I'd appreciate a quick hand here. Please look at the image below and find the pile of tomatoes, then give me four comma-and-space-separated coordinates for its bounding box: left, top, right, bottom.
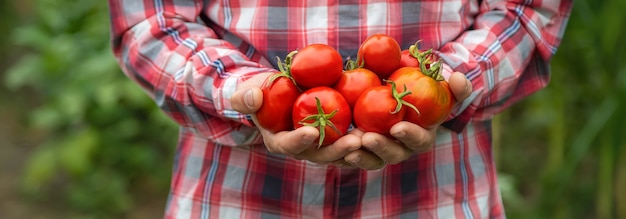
256, 34, 456, 147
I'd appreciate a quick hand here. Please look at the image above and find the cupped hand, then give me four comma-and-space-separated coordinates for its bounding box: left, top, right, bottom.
344, 72, 473, 170
230, 73, 362, 165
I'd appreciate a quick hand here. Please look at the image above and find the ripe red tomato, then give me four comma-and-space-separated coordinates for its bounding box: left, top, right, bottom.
332, 60, 382, 109
289, 44, 344, 90
399, 49, 420, 67
256, 73, 301, 133
292, 87, 352, 147
356, 34, 402, 79
388, 66, 455, 129
353, 82, 418, 136
399, 41, 424, 68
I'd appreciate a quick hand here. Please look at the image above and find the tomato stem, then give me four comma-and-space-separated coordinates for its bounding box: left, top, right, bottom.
299, 97, 342, 148
273, 51, 300, 88
406, 39, 445, 81
386, 80, 420, 116
344, 59, 362, 71
408, 40, 422, 60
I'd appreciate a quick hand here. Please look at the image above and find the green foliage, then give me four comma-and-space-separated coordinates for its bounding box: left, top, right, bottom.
4, 0, 177, 217
496, 0, 626, 218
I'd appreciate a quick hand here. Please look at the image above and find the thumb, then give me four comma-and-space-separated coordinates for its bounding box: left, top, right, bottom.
231, 87, 264, 114
448, 72, 472, 101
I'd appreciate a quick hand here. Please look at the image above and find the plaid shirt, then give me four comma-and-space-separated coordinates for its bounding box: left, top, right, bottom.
108, 0, 572, 218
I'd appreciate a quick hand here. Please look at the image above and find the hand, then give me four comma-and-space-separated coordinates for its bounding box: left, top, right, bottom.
230, 73, 362, 165
343, 72, 473, 170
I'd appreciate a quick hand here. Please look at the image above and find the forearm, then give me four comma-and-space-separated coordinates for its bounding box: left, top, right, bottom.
436, 0, 573, 132
108, 0, 275, 140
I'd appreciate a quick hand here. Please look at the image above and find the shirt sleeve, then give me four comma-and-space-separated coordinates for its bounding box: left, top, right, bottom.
108, 0, 276, 140
436, 0, 573, 132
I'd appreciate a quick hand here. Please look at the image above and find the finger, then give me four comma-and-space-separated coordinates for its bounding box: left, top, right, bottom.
448, 72, 473, 101
231, 87, 263, 114
361, 132, 412, 164
230, 73, 273, 114
263, 126, 319, 156
330, 159, 354, 168
295, 133, 361, 163
344, 149, 386, 171
347, 126, 365, 137
390, 121, 436, 153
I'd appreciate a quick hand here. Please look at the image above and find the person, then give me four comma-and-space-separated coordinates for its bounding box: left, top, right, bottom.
108, 0, 572, 218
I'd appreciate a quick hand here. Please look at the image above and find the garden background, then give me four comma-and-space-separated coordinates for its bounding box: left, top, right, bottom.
1, 0, 625, 218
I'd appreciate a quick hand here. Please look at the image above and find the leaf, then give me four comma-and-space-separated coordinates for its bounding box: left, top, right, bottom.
58, 128, 98, 177
596, 135, 615, 219
42, 35, 80, 74
616, 144, 626, 219
599, 0, 624, 57
95, 83, 120, 108
68, 171, 133, 214
35, 0, 67, 31
4, 55, 43, 90
30, 106, 65, 129
58, 87, 88, 120
12, 25, 52, 49
22, 144, 58, 194
121, 79, 154, 107
540, 96, 618, 210
498, 173, 524, 206
113, 118, 140, 139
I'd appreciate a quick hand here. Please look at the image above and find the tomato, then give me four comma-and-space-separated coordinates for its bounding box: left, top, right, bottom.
399, 41, 432, 68
292, 87, 352, 147
332, 60, 382, 109
256, 73, 301, 132
399, 49, 420, 67
288, 44, 344, 90
353, 82, 418, 136
356, 34, 402, 79
388, 66, 455, 129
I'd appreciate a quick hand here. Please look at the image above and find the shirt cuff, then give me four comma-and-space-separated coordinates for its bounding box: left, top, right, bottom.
216, 67, 278, 127
439, 62, 474, 133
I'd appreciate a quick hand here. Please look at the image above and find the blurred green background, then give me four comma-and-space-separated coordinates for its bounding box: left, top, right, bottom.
0, 0, 624, 218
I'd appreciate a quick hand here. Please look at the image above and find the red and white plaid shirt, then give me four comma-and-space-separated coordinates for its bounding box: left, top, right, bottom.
108, 0, 572, 218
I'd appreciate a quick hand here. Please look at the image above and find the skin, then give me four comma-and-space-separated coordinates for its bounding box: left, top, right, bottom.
231, 72, 472, 170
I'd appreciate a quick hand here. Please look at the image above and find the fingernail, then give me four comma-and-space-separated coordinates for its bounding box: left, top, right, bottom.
393, 131, 406, 138
348, 155, 361, 165
244, 89, 255, 109
302, 135, 316, 145
366, 140, 379, 148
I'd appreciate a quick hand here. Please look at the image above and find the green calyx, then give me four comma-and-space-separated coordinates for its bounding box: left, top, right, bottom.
407, 40, 422, 60
386, 80, 420, 116
299, 97, 342, 148
271, 51, 299, 88
408, 41, 445, 81
345, 58, 365, 71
